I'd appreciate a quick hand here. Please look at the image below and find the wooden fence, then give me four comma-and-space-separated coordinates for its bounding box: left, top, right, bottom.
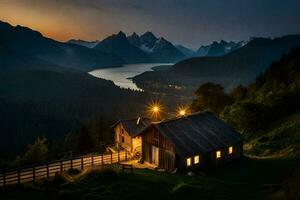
0, 150, 128, 186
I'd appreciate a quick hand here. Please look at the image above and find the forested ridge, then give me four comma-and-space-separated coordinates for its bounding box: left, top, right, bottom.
191, 47, 300, 156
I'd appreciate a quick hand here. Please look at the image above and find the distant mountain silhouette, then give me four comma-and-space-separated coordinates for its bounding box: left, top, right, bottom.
127, 32, 142, 47
127, 31, 185, 62
194, 40, 246, 57
94, 31, 151, 63
66, 31, 188, 63
0, 21, 123, 72
133, 35, 300, 91
175, 45, 195, 57
139, 31, 158, 50
67, 39, 99, 48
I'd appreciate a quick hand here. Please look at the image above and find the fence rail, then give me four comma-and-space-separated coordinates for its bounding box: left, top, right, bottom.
0, 150, 128, 186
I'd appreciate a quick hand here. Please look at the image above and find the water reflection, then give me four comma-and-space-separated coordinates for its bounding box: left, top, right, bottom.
89, 63, 172, 90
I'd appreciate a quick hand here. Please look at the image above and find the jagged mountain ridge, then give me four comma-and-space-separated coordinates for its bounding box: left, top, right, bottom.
94, 31, 151, 64
127, 31, 185, 62
67, 39, 99, 48
195, 40, 246, 57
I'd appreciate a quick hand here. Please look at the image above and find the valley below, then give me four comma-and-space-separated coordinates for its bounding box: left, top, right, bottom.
89, 63, 172, 90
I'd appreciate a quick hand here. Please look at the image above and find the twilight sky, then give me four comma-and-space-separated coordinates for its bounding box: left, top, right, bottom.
1, 0, 300, 49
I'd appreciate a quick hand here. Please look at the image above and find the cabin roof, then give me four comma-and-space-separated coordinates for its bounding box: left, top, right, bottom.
113, 117, 151, 137
140, 111, 242, 157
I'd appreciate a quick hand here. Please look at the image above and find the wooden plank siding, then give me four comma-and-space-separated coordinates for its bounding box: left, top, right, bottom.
141, 126, 243, 171
142, 127, 176, 171
181, 142, 243, 170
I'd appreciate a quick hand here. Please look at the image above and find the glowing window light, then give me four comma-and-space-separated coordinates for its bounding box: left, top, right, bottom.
229, 146, 233, 154
194, 155, 200, 164
216, 150, 221, 159
186, 157, 191, 166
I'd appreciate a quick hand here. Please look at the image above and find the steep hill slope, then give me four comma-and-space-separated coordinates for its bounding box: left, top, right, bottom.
222, 46, 300, 156
246, 112, 300, 156
0, 70, 146, 158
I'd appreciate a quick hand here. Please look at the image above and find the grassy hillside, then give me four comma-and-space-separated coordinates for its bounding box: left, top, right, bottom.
245, 112, 300, 157
222, 46, 300, 157
1, 157, 299, 200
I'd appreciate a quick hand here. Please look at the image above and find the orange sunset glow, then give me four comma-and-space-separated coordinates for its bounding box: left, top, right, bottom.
0, 1, 115, 42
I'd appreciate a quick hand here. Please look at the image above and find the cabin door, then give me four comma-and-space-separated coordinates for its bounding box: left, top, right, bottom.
151, 146, 159, 166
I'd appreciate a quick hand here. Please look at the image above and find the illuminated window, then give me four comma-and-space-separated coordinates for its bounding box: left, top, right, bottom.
194, 155, 200, 164
229, 146, 233, 154
186, 158, 191, 166
216, 150, 221, 159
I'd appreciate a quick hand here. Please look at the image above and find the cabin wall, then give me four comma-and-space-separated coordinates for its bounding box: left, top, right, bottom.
213, 142, 243, 166
179, 142, 243, 170
132, 136, 142, 153
114, 124, 132, 152
142, 127, 176, 171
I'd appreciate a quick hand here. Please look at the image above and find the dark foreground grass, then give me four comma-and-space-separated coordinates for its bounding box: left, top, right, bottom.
0, 156, 299, 200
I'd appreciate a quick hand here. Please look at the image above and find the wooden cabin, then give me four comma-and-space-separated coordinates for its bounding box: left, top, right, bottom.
138, 111, 243, 171
113, 117, 151, 156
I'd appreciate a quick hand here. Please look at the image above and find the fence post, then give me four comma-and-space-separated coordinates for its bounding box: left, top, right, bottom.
47, 163, 49, 178
102, 153, 104, 165
18, 169, 21, 185
70, 159, 73, 169
111, 152, 113, 164
60, 161, 63, 172
118, 150, 120, 162
32, 167, 35, 183
3, 172, 6, 186
91, 155, 94, 166
81, 157, 84, 170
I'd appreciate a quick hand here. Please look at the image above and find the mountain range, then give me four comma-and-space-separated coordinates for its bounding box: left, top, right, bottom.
133, 34, 300, 92
127, 31, 185, 62
194, 40, 246, 57
67, 31, 247, 63
94, 31, 151, 63
68, 31, 187, 63
0, 21, 124, 72
67, 39, 99, 48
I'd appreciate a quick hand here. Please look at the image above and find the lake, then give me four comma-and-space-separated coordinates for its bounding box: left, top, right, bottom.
89, 63, 172, 90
